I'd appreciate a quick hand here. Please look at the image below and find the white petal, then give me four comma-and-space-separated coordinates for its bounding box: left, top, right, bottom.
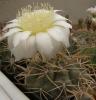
48, 26, 65, 41
3, 23, 19, 31
11, 41, 27, 61
54, 10, 63, 13
8, 19, 18, 23
54, 20, 72, 29
50, 38, 63, 53
8, 34, 14, 50
87, 7, 96, 14
36, 33, 54, 58
48, 26, 70, 47
54, 14, 68, 21
12, 36, 36, 61
25, 36, 36, 58
60, 27, 70, 47
13, 31, 31, 47
3, 28, 21, 38
0, 28, 21, 41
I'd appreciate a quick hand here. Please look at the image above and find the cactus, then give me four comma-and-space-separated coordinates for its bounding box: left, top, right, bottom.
85, 16, 92, 31
1, 39, 95, 100
0, 23, 96, 100
78, 18, 84, 29
19, 57, 94, 100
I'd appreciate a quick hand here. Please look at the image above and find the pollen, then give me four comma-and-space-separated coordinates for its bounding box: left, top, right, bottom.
17, 3, 54, 35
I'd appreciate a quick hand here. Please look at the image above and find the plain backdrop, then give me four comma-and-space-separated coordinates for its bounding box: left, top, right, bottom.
0, 0, 96, 23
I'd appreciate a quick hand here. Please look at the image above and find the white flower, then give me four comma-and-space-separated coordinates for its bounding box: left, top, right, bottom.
87, 6, 96, 24
87, 6, 96, 15
1, 4, 72, 61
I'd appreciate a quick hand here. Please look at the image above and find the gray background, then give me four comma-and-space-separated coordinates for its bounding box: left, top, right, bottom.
0, 0, 96, 23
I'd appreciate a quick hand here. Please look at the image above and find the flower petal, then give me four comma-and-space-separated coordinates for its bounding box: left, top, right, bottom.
48, 26, 65, 41
11, 36, 36, 61
13, 31, 31, 47
48, 26, 70, 47
8, 34, 14, 50
87, 7, 96, 14
3, 23, 19, 31
54, 20, 72, 29
36, 33, 54, 58
0, 28, 21, 41
50, 38, 63, 53
25, 36, 36, 58
8, 19, 18, 23
11, 41, 27, 61
54, 14, 68, 21
54, 10, 62, 13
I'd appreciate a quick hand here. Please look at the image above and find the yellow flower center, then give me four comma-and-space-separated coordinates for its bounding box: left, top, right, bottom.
17, 4, 54, 35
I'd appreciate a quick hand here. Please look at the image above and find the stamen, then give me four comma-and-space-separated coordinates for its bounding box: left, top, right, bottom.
17, 3, 54, 35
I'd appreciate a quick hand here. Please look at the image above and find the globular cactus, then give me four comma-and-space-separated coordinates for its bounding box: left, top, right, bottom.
85, 16, 92, 31
0, 23, 96, 100
0, 37, 96, 100
20, 58, 95, 100
21, 32, 96, 100
78, 18, 84, 29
